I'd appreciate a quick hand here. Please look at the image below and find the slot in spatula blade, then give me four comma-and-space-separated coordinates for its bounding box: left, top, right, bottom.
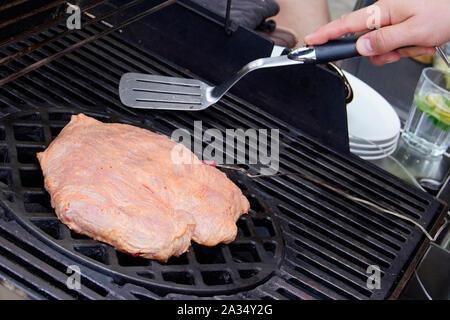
119, 73, 208, 110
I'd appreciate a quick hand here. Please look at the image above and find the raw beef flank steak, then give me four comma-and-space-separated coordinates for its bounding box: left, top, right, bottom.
37, 114, 250, 262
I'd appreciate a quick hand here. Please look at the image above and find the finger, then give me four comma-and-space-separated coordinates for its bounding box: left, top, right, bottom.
368, 52, 401, 66
356, 19, 418, 56
367, 47, 436, 66
396, 46, 436, 57
305, 2, 391, 45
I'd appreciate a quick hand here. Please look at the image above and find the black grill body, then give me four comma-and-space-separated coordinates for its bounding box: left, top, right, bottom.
0, 0, 447, 300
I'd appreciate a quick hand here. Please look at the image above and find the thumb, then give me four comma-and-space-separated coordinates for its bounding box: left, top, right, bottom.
356, 22, 414, 56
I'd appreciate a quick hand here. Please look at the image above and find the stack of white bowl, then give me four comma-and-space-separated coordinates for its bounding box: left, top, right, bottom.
344, 71, 401, 161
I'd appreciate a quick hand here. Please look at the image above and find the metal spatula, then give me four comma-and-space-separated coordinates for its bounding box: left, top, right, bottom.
119, 39, 358, 111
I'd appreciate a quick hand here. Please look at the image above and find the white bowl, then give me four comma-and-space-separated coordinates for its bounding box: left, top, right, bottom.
345, 71, 401, 142
350, 133, 399, 145
351, 143, 397, 160
350, 133, 399, 150
351, 143, 397, 155
358, 148, 396, 160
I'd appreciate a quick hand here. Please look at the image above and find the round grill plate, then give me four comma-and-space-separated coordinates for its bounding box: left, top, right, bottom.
0, 107, 284, 296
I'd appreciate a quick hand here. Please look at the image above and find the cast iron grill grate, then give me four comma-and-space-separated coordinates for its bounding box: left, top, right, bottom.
0, 14, 446, 299
0, 200, 173, 300
0, 107, 284, 297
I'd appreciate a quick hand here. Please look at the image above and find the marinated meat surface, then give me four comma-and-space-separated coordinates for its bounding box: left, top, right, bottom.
37, 114, 250, 261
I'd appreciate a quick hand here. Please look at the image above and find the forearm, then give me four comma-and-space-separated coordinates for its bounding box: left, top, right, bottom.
272, 0, 330, 46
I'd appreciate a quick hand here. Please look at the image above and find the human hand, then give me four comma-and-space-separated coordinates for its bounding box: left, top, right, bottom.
304, 0, 450, 65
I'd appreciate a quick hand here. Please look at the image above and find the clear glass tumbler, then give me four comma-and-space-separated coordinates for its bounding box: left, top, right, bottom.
433, 42, 450, 72
402, 68, 450, 156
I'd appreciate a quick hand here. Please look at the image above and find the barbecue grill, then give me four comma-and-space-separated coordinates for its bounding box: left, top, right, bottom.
0, 0, 447, 300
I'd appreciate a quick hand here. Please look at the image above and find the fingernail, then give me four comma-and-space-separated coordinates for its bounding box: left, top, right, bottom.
357, 38, 374, 55
304, 34, 313, 43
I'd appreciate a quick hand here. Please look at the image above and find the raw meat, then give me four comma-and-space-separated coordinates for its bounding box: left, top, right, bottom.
37, 114, 250, 262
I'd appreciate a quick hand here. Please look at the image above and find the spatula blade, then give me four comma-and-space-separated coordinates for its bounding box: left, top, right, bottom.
119, 73, 208, 110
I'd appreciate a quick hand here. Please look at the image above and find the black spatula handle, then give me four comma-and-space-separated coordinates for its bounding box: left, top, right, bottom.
288, 38, 359, 64
288, 38, 417, 64
314, 38, 359, 63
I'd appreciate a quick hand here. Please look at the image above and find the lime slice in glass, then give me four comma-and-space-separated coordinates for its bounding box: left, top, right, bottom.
426, 93, 450, 128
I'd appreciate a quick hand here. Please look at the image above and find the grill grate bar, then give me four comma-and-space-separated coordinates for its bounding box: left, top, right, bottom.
0, 85, 28, 108
0, 0, 28, 11
30, 40, 121, 96
0, 49, 94, 107
62, 31, 135, 74
278, 267, 344, 300
3, 41, 127, 110
0, 249, 68, 299
277, 162, 413, 237
288, 232, 370, 282
284, 255, 366, 300
0, 208, 162, 299
39, 32, 130, 85
0, 62, 74, 108
159, 110, 280, 159
279, 211, 391, 269
0, 0, 66, 30
0, 0, 106, 65
277, 155, 415, 234
286, 244, 372, 297
286, 141, 427, 217
285, 260, 361, 300
279, 171, 411, 241
268, 177, 402, 255
0, 1, 109, 50
23, 31, 144, 113
0, 0, 177, 86
0, 64, 69, 107
0, 222, 103, 299
278, 211, 393, 270
292, 136, 431, 207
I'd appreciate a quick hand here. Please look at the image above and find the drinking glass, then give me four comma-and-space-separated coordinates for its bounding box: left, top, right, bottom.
402, 68, 450, 156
